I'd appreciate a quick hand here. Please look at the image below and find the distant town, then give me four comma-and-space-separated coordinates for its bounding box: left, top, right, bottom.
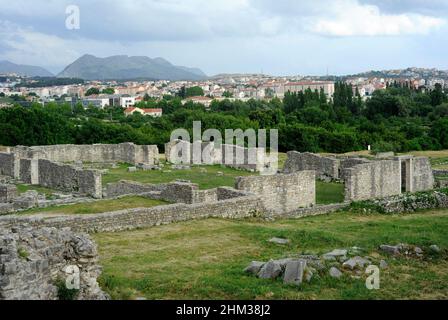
1, 65, 447, 115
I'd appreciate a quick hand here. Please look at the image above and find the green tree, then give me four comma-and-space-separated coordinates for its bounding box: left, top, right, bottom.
85, 88, 100, 96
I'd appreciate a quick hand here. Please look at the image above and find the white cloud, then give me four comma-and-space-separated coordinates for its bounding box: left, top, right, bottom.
307, 0, 445, 36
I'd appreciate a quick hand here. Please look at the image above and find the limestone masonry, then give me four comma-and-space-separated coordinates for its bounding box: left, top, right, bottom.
236, 171, 316, 215
0, 224, 107, 300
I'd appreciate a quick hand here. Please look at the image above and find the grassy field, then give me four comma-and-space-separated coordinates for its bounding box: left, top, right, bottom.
316, 181, 345, 204
95, 209, 448, 300
22, 196, 168, 215
102, 163, 255, 190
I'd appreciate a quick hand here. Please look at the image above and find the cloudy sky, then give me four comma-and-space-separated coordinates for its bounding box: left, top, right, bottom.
0, 0, 447, 76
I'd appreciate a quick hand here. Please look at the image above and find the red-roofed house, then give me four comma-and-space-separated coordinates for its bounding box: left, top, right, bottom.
124, 107, 163, 117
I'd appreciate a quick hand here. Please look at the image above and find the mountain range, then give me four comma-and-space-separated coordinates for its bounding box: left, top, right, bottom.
0, 61, 54, 77
57, 54, 207, 81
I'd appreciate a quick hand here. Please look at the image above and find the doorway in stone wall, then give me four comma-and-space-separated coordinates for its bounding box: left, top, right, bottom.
401, 159, 412, 193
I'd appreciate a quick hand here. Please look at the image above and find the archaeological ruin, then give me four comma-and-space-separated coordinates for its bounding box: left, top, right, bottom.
0, 142, 442, 300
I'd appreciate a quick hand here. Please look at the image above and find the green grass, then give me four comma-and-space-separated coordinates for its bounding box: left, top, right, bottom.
94, 209, 448, 300
102, 163, 256, 190
22, 196, 168, 215
16, 184, 56, 197
316, 181, 345, 204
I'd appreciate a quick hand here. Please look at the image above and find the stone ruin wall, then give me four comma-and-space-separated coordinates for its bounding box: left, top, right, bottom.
31, 160, 102, 199
410, 157, 435, 192
235, 171, 316, 215
165, 140, 271, 172
0, 153, 19, 179
0, 224, 107, 300
283, 152, 339, 180
0, 194, 264, 234
104, 180, 250, 205
13, 142, 159, 165
344, 160, 402, 201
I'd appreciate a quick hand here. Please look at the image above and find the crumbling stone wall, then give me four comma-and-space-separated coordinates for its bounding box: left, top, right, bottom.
0, 153, 19, 179
0, 224, 107, 300
13, 143, 159, 165
104, 180, 246, 204
410, 157, 435, 192
165, 140, 270, 172
339, 158, 372, 181
0, 195, 264, 233
283, 152, 339, 180
0, 184, 17, 202
236, 171, 316, 215
0, 189, 38, 215
37, 160, 102, 198
344, 160, 402, 201
19, 159, 39, 185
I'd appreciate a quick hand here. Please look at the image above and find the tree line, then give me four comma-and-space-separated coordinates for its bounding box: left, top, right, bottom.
0, 82, 447, 154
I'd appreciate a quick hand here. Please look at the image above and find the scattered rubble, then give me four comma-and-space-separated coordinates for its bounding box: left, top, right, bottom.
244, 243, 443, 288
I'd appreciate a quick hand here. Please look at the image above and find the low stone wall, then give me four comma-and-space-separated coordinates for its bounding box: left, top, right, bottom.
104, 180, 249, 205
37, 160, 102, 198
0, 189, 39, 215
354, 189, 448, 214
0, 224, 107, 300
278, 203, 349, 219
344, 160, 402, 201
236, 171, 316, 215
13, 143, 159, 165
283, 152, 339, 180
0, 195, 263, 233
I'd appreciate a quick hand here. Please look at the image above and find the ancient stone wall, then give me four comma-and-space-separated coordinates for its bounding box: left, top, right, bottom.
13, 143, 159, 165
283, 152, 339, 180
235, 171, 316, 215
165, 140, 270, 172
411, 157, 435, 192
339, 158, 371, 181
0, 224, 107, 300
19, 159, 39, 185
344, 160, 402, 201
37, 160, 102, 198
0, 195, 264, 233
104, 180, 249, 205
0, 152, 19, 178
0, 184, 17, 203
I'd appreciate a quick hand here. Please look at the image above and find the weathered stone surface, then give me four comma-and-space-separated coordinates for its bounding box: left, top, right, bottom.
283, 260, 307, 286
323, 249, 347, 260
0, 224, 108, 300
127, 167, 137, 173
236, 171, 316, 216
244, 261, 265, 275
283, 152, 340, 180
380, 260, 388, 269
0, 184, 17, 202
380, 244, 401, 255
269, 237, 290, 245
342, 256, 371, 270
13, 143, 159, 166
329, 267, 343, 278
258, 260, 282, 279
